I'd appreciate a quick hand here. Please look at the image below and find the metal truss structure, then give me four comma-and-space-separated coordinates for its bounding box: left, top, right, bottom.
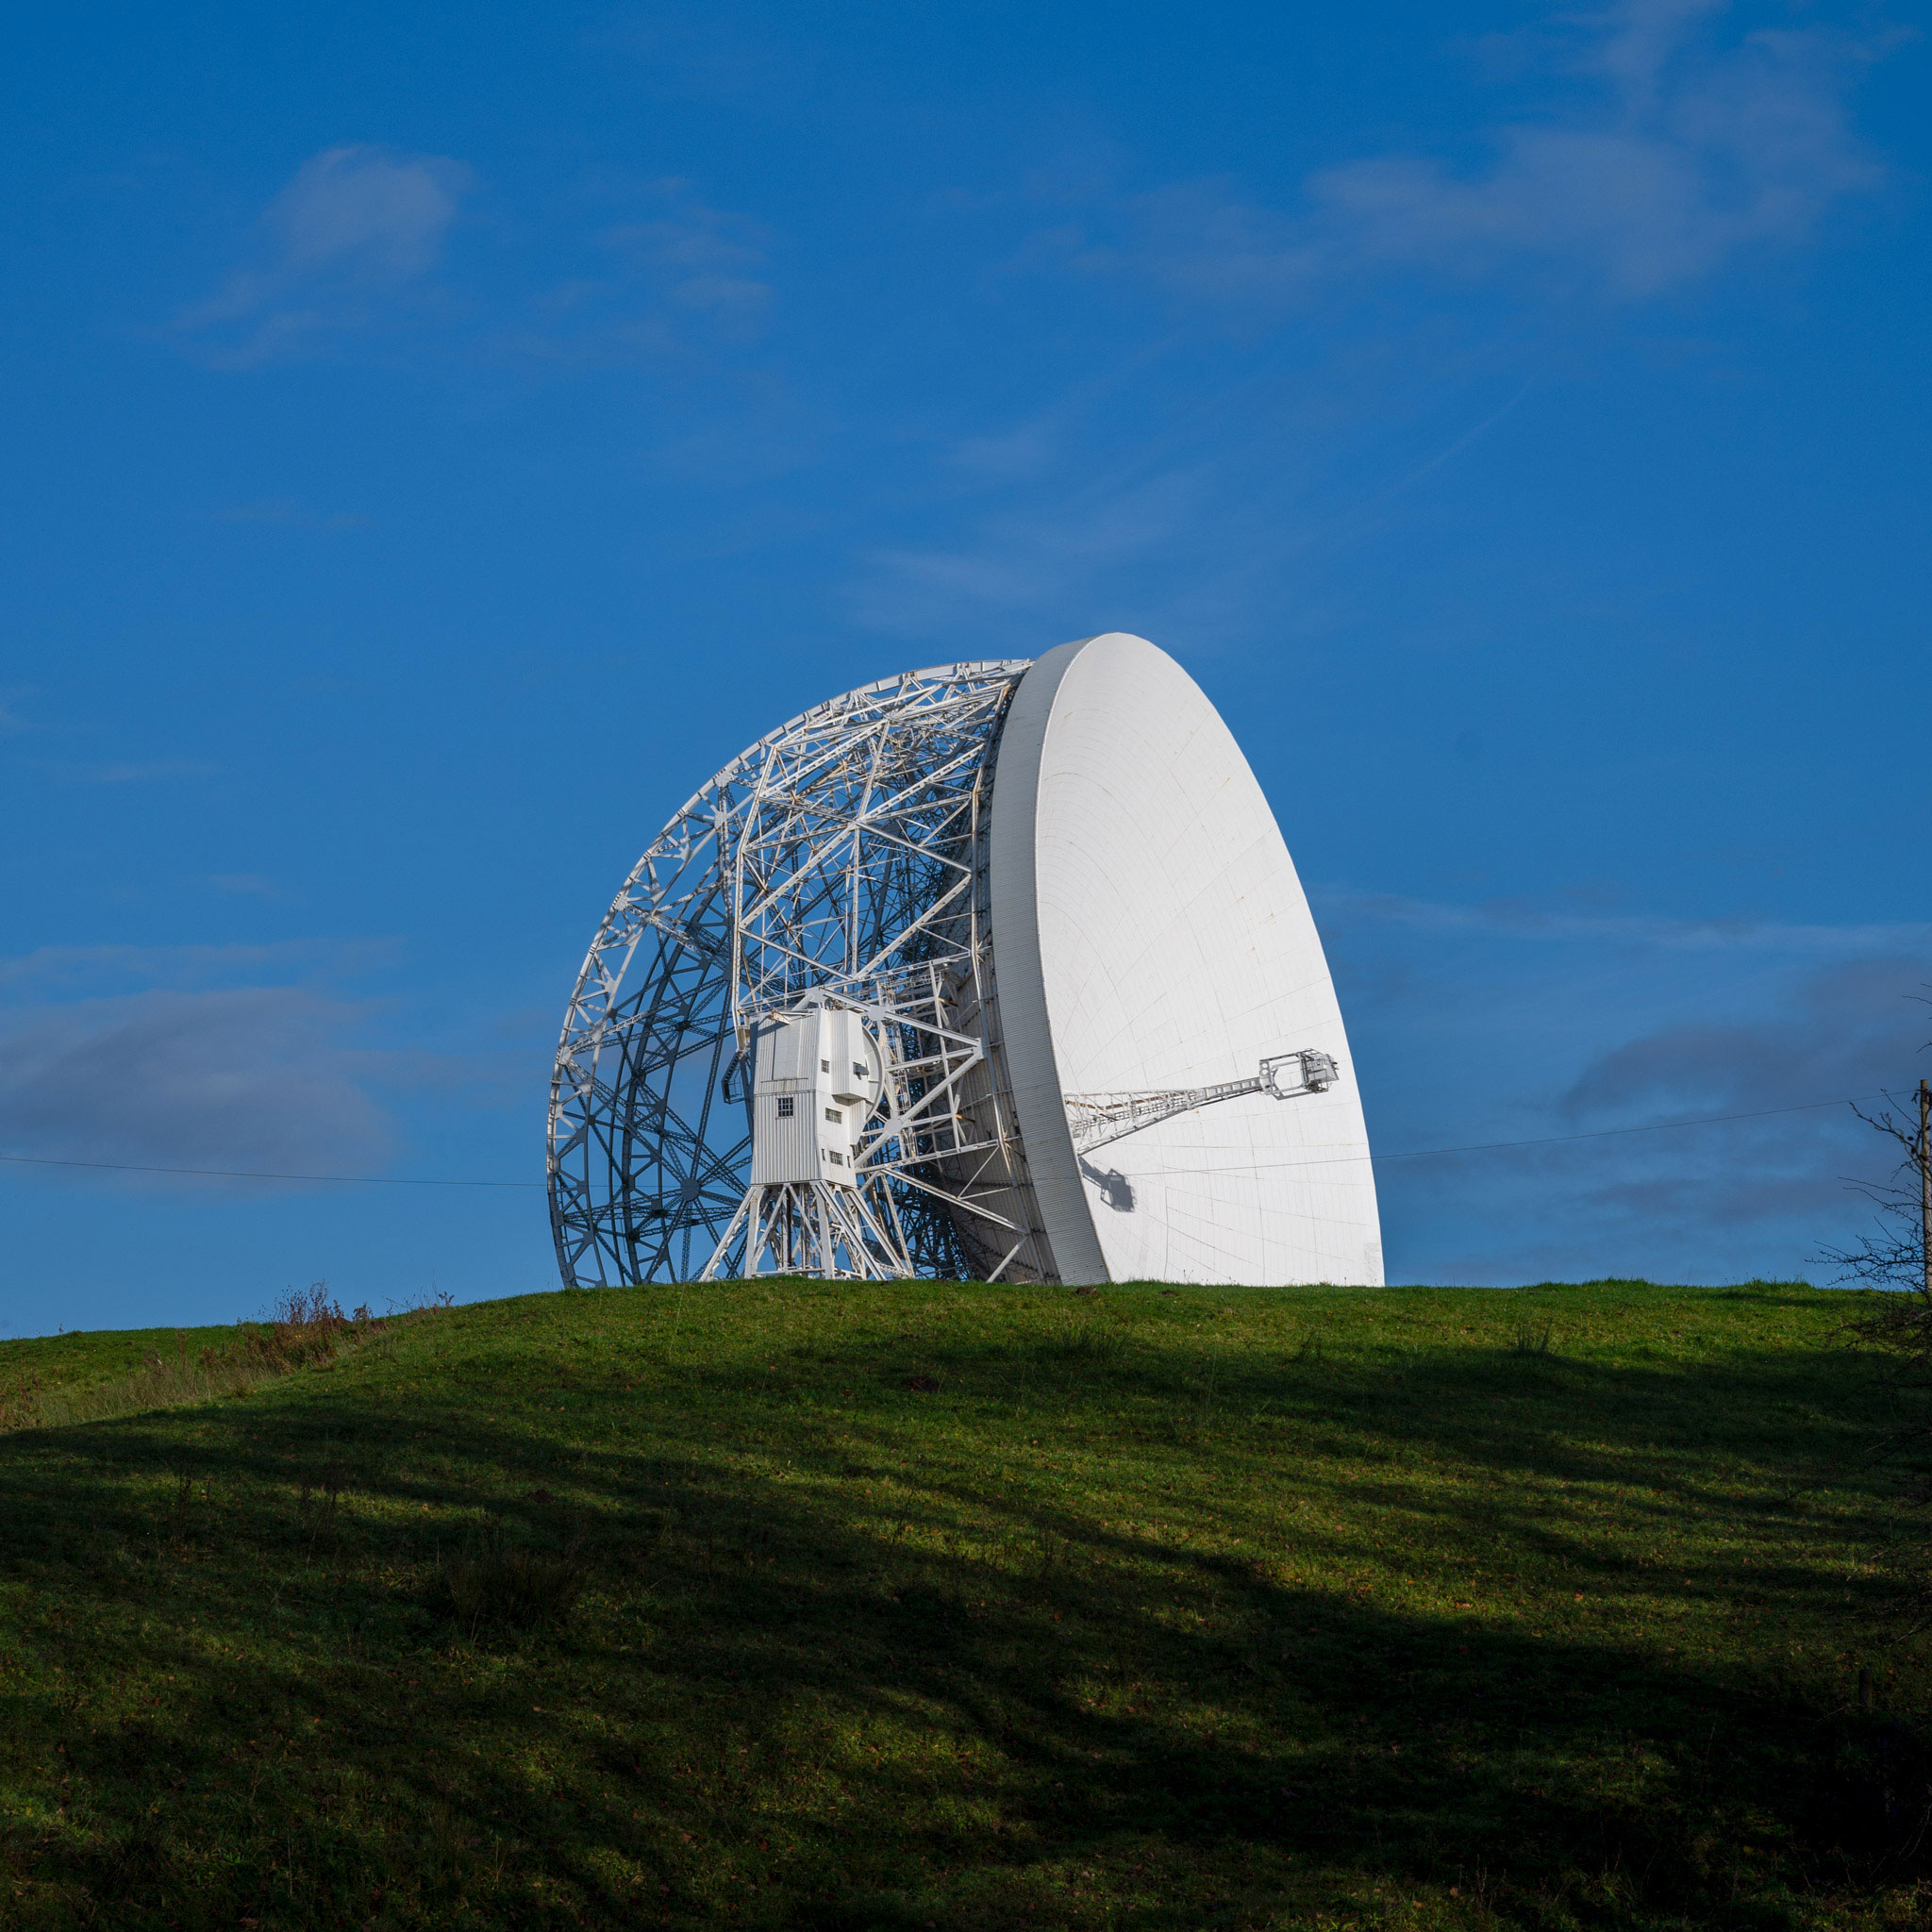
699, 1175, 906, 1282
547, 662, 1034, 1287
1062, 1050, 1339, 1159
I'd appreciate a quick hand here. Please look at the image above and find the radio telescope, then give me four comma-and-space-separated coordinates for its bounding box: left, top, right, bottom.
546, 633, 1382, 1288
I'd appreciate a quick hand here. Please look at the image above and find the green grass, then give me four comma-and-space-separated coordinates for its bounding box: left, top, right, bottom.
3, 1277, 1929, 1930
0, 1322, 256, 1414
0, 1288, 405, 1432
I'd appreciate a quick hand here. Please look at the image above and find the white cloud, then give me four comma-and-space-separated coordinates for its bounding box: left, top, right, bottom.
856, 462, 1206, 633
1313, 886, 1932, 957
598, 196, 774, 339
178, 144, 472, 363
1062, 0, 1884, 307
487, 185, 778, 365
951, 424, 1061, 479
173, 154, 780, 369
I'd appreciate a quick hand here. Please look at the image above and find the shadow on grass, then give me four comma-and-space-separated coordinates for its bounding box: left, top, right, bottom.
2, 1307, 1928, 1928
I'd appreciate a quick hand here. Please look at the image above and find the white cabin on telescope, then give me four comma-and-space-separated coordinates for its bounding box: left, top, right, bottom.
747, 1002, 885, 1188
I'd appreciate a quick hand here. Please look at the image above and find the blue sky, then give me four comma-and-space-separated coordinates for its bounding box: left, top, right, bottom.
4, 0, 1927, 1334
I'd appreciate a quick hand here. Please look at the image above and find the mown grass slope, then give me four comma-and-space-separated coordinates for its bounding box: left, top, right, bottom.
2, 1278, 1929, 1930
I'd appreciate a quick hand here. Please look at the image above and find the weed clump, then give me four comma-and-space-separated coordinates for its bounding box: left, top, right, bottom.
441, 1517, 590, 1633
295, 1458, 347, 1549
1512, 1318, 1557, 1357
242, 1282, 359, 1373
1041, 1318, 1127, 1364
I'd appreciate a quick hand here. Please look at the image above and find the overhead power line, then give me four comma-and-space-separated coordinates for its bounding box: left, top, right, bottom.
0, 1091, 1894, 1191
0, 1153, 543, 1188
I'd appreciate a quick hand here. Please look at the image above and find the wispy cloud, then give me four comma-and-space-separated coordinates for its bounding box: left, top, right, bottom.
0, 936, 521, 1188
587, 12, 808, 103
208, 499, 369, 532
177, 144, 472, 365
860, 7, 1892, 646
1314, 886, 1932, 958
505, 182, 777, 363
1329, 880, 1932, 1281
175, 159, 779, 371
57, 759, 221, 786
0, 938, 396, 995
1391, 953, 1932, 1278
0, 988, 395, 1180
949, 423, 1062, 481
860, 461, 1204, 626
1052, 0, 1884, 308
1562, 956, 1932, 1120
206, 874, 291, 900
603, 195, 772, 334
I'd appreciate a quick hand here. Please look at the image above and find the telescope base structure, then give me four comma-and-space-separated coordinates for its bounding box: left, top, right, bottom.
701, 1180, 913, 1281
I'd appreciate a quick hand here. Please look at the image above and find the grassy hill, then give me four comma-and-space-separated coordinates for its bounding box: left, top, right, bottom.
2, 1277, 1929, 1930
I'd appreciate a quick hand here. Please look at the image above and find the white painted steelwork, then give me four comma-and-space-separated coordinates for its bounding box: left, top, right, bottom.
1063, 1050, 1338, 1159
547, 662, 1046, 1286
547, 633, 1381, 1288
699, 997, 905, 1278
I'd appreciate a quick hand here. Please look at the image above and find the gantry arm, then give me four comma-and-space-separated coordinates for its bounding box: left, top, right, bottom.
1062, 1050, 1339, 1158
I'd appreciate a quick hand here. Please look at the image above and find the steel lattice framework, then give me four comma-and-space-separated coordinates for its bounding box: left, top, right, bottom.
547, 662, 1033, 1286
1061, 1051, 1339, 1158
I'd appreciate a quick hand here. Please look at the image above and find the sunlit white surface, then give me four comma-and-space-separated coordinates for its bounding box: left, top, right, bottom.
989, 633, 1383, 1286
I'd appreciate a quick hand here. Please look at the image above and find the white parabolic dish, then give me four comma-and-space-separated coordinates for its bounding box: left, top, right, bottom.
989, 634, 1383, 1288
547, 631, 1381, 1289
